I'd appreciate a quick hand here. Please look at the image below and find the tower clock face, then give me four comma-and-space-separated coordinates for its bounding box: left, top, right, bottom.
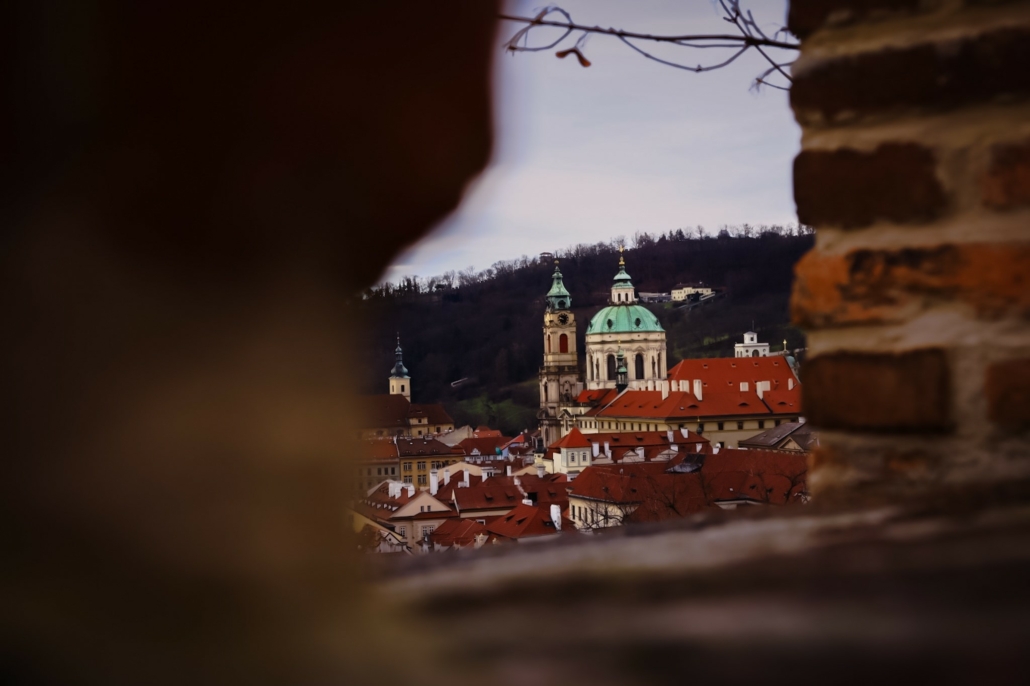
557, 313, 570, 325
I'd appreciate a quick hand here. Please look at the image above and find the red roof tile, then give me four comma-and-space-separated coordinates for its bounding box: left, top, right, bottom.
486, 503, 576, 540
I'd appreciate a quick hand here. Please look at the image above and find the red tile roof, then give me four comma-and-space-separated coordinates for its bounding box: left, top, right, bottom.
545, 429, 710, 463
357, 439, 399, 462
569, 448, 808, 523
668, 356, 798, 387
412, 403, 454, 426
359, 394, 453, 429
486, 503, 576, 540
428, 518, 493, 548
395, 436, 465, 458
441, 473, 569, 513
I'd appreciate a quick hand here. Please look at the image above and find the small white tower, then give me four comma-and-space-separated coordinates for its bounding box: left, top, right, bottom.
734, 331, 770, 358
388, 335, 411, 399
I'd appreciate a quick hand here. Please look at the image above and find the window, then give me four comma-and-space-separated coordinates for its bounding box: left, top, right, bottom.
436, 426, 441, 432
559, 333, 569, 353
634, 353, 644, 379
401, 384, 405, 392
377, 468, 382, 476
417, 461, 426, 470
403, 463, 412, 472
774, 419, 781, 426
422, 525, 435, 537
403, 476, 412, 484
417, 474, 427, 485
717, 422, 724, 431
607, 354, 616, 380
737, 421, 744, 430
391, 467, 396, 475
417, 430, 422, 436
758, 420, 765, 429
397, 527, 406, 537
698, 423, 705, 433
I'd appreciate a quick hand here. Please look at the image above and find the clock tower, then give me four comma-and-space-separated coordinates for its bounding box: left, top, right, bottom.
538, 262, 582, 448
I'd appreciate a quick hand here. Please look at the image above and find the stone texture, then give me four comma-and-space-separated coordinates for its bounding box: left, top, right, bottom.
792, 243, 1030, 327
788, 0, 925, 39
983, 140, 1030, 209
792, 27, 1030, 123
986, 358, 1030, 431
794, 144, 947, 228
803, 350, 951, 431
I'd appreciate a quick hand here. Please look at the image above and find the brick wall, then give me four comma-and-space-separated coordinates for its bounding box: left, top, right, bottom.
789, 0, 1030, 497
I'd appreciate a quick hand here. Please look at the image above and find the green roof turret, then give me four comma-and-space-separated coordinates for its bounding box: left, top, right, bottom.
545, 260, 572, 311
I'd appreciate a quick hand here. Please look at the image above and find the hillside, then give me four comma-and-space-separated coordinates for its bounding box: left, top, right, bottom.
351, 227, 814, 435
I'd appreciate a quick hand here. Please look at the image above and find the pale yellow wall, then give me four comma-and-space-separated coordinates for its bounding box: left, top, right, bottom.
568, 496, 635, 530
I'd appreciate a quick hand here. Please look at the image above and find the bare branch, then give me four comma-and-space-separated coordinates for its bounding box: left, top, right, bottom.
500, 2, 797, 90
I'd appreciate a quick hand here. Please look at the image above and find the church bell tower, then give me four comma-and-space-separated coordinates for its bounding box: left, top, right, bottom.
388, 335, 411, 400
538, 262, 582, 448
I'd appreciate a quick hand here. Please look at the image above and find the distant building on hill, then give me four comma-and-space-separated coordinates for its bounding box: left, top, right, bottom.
671, 282, 714, 301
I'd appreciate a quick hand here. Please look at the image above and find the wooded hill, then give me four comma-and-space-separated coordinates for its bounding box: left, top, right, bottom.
351, 226, 814, 435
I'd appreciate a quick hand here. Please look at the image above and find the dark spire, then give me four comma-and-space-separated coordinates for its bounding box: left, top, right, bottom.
390, 334, 409, 378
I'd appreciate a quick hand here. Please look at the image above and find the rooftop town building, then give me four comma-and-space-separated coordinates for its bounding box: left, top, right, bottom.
537, 258, 801, 450
360, 338, 455, 439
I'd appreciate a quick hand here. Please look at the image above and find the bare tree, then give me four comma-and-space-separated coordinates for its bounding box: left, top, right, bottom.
502, 1, 798, 91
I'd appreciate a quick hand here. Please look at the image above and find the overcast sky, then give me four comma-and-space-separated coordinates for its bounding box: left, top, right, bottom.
382, 0, 800, 284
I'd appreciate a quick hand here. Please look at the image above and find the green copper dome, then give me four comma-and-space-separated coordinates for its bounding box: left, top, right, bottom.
586, 304, 664, 335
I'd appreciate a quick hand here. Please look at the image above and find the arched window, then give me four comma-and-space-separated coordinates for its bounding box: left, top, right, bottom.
752, 349, 759, 357
547, 335, 551, 353
634, 353, 644, 380
594, 358, 600, 380
559, 333, 569, 353
607, 354, 617, 380
652, 356, 657, 376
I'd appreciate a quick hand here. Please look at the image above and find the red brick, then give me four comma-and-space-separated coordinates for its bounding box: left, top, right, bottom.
792, 243, 1030, 327
791, 27, 1030, 123
985, 359, 1030, 431
794, 144, 947, 228
803, 350, 951, 432
983, 141, 1030, 209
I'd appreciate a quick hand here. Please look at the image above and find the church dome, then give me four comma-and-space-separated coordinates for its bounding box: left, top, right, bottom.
586, 304, 664, 335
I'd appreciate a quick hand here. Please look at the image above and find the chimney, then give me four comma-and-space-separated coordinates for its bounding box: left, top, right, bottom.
696, 442, 703, 452
666, 429, 674, 443
388, 482, 398, 499
693, 379, 703, 401
603, 441, 611, 457
536, 463, 546, 478
661, 380, 669, 400
592, 442, 600, 457
740, 381, 749, 392
681, 427, 689, 439
522, 498, 534, 506
756, 380, 771, 399
506, 465, 512, 477
462, 469, 470, 488
713, 444, 721, 455
550, 504, 562, 532
406, 483, 415, 497
429, 468, 438, 496
788, 377, 795, 391
443, 467, 451, 485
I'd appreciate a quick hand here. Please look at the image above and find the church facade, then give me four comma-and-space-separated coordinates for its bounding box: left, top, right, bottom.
537, 253, 668, 447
